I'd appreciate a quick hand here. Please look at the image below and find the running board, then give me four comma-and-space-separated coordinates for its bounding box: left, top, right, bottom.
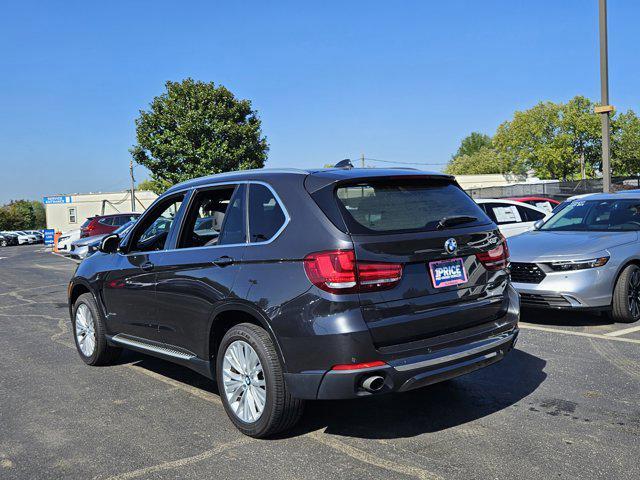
111, 334, 196, 361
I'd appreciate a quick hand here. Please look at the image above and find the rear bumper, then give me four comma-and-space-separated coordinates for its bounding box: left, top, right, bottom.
313, 329, 517, 399
284, 284, 520, 400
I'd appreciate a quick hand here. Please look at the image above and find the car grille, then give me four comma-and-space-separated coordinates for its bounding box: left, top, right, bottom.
510, 262, 546, 284
519, 293, 571, 308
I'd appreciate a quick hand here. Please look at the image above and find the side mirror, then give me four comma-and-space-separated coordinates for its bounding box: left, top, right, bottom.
533, 220, 544, 230
99, 234, 120, 254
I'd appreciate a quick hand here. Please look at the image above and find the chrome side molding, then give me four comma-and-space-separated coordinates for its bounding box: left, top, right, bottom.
111, 334, 195, 360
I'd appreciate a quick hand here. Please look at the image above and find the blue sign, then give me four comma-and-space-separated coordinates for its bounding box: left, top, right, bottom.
44, 229, 55, 246
43, 195, 72, 204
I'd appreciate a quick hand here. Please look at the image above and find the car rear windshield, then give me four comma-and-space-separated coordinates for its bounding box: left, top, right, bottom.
335, 179, 490, 234
80, 218, 92, 228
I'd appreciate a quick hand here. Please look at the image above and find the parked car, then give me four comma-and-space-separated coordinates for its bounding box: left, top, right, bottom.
57, 229, 81, 252
475, 199, 548, 237
68, 168, 519, 438
14, 230, 42, 243
24, 230, 45, 243
2, 231, 36, 245
509, 192, 640, 322
80, 213, 141, 238
507, 196, 560, 213
0, 232, 19, 247
69, 220, 136, 260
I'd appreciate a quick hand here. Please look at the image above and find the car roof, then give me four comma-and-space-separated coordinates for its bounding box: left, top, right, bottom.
475, 198, 548, 212
165, 167, 451, 194
508, 196, 559, 203
568, 192, 640, 201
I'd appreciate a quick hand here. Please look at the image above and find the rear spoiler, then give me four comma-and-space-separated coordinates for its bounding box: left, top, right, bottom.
303, 171, 455, 194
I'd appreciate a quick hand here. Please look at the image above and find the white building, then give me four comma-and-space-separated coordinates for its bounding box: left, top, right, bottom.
44, 190, 158, 232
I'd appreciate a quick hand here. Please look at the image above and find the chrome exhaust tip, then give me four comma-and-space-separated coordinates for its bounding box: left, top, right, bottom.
361, 375, 385, 392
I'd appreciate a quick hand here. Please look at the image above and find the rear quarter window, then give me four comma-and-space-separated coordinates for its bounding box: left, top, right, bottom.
335, 179, 491, 234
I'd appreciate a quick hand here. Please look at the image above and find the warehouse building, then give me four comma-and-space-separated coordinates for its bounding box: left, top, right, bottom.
44, 190, 158, 232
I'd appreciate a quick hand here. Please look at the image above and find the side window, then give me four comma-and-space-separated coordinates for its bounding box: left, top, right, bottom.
99, 217, 114, 226
518, 206, 545, 222
485, 203, 522, 225
178, 185, 245, 248
129, 195, 184, 252
248, 184, 286, 242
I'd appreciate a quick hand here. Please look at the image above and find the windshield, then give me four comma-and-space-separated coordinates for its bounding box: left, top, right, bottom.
541, 199, 640, 232
114, 220, 135, 234
335, 179, 490, 234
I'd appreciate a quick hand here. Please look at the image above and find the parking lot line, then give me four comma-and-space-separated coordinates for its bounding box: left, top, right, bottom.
519, 323, 640, 345
604, 325, 640, 337
309, 431, 443, 480
101, 438, 252, 480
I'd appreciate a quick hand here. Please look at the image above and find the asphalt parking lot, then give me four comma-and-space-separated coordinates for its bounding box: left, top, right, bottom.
1, 245, 639, 480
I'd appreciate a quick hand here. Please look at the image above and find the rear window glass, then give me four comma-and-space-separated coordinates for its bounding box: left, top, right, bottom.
336, 180, 490, 233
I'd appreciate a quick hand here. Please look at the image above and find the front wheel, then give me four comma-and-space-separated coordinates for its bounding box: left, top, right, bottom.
216, 323, 304, 438
72, 293, 121, 365
611, 264, 640, 323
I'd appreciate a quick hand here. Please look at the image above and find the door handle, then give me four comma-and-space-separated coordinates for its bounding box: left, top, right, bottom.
213, 256, 234, 267
140, 261, 154, 272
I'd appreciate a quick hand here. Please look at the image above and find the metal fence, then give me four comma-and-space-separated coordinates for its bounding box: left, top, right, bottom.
466, 176, 640, 201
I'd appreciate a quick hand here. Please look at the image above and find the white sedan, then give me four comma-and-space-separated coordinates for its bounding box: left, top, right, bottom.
475, 199, 549, 238
2, 231, 36, 245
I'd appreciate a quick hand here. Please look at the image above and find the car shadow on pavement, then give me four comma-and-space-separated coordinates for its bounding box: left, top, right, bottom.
290, 348, 546, 440
117, 347, 546, 441
521, 308, 614, 327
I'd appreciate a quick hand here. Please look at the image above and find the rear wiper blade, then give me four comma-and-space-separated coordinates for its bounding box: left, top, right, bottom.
436, 215, 478, 229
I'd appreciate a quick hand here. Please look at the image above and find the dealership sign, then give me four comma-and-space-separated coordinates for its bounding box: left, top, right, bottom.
43, 195, 72, 204
43, 229, 55, 246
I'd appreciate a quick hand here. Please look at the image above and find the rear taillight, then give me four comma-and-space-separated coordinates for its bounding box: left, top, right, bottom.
303, 250, 402, 294
476, 235, 510, 271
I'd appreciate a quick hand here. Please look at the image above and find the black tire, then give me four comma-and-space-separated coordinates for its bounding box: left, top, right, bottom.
611, 264, 640, 324
216, 323, 304, 438
72, 293, 121, 365
0, 239, 6, 247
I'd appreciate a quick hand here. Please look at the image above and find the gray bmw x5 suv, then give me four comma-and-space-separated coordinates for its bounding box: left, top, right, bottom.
68, 167, 520, 437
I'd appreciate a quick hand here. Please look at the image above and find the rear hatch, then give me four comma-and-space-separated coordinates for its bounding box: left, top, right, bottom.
308, 173, 510, 348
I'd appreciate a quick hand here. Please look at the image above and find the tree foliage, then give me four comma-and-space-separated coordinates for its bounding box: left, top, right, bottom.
0, 200, 45, 230
131, 78, 269, 191
453, 132, 492, 158
446, 96, 640, 179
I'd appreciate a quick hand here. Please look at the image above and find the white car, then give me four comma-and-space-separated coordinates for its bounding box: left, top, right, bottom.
2, 231, 36, 245
475, 199, 548, 238
56, 229, 81, 252
14, 231, 39, 244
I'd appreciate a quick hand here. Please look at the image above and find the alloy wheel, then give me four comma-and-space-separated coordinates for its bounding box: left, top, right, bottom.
75, 304, 96, 357
222, 340, 267, 423
628, 270, 640, 319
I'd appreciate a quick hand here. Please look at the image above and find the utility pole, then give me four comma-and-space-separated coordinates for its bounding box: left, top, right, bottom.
360, 153, 365, 168
597, 0, 613, 193
129, 159, 136, 212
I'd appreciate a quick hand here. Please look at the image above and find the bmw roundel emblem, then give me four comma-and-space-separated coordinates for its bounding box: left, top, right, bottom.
444, 238, 457, 254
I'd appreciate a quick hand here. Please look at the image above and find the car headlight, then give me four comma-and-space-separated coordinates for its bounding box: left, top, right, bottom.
547, 256, 609, 271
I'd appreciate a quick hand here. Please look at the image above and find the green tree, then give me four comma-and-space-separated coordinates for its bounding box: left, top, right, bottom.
453, 132, 492, 159
445, 146, 515, 175
30, 201, 46, 229
612, 111, 640, 175
0, 200, 37, 230
131, 78, 269, 191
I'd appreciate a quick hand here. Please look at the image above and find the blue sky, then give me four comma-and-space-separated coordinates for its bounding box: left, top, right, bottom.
1, 1, 638, 203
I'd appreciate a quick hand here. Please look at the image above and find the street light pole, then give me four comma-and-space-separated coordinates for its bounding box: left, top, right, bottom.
598, 0, 612, 193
